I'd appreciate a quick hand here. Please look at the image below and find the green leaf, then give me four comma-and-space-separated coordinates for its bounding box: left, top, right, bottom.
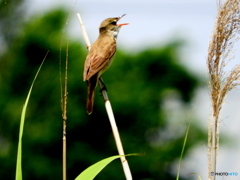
75, 154, 141, 180
15, 52, 48, 180
187, 173, 202, 180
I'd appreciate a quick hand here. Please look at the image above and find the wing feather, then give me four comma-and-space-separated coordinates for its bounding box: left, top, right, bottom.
83, 36, 116, 81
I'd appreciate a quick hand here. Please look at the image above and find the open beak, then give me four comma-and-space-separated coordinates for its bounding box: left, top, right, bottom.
117, 14, 129, 27
117, 23, 129, 27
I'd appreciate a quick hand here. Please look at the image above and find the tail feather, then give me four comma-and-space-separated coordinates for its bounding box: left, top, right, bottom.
86, 74, 98, 115
86, 98, 93, 115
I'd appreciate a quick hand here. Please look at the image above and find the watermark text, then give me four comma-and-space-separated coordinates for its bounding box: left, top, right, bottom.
210, 172, 238, 176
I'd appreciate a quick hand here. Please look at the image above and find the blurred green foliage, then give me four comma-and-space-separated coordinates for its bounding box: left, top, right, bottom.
0, 6, 205, 180
0, 0, 25, 45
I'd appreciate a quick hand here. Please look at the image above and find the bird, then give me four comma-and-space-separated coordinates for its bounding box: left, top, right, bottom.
83, 14, 128, 115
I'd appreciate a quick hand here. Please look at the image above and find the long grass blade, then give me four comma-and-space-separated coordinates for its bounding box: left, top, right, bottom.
15, 52, 48, 180
176, 121, 191, 180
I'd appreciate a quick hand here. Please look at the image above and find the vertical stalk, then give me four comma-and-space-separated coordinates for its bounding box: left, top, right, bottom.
99, 78, 132, 180
62, 40, 68, 180
209, 116, 217, 180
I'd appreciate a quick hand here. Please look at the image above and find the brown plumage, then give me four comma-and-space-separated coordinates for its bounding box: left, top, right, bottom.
83, 15, 128, 115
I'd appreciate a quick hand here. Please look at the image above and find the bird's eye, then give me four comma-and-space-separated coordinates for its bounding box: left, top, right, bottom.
111, 21, 117, 25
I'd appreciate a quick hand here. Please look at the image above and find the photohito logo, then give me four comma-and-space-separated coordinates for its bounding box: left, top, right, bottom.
210, 172, 238, 176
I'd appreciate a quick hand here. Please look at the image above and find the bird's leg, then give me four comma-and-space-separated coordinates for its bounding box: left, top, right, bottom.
98, 76, 108, 92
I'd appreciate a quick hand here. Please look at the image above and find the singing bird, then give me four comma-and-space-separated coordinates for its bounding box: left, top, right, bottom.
83, 15, 128, 115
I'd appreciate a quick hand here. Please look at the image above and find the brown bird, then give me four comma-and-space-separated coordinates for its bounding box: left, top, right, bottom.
83, 15, 128, 115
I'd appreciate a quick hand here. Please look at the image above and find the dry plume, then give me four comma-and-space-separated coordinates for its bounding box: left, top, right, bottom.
207, 0, 240, 179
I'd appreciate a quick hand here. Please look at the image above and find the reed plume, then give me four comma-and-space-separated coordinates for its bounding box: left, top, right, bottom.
207, 0, 240, 179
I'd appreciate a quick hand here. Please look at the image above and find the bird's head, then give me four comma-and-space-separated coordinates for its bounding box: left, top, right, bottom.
99, 14, 129, 38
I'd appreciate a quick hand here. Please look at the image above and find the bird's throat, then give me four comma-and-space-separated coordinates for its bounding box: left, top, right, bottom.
106, 27, 121, 40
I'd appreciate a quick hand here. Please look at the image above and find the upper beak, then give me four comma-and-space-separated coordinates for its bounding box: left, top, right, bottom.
117, 14, 129, 26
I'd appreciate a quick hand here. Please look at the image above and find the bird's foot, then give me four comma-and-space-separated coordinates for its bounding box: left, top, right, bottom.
98, 77, 108, 92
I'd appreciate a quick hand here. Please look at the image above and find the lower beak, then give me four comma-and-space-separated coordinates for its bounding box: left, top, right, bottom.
117, 23, 129, 27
